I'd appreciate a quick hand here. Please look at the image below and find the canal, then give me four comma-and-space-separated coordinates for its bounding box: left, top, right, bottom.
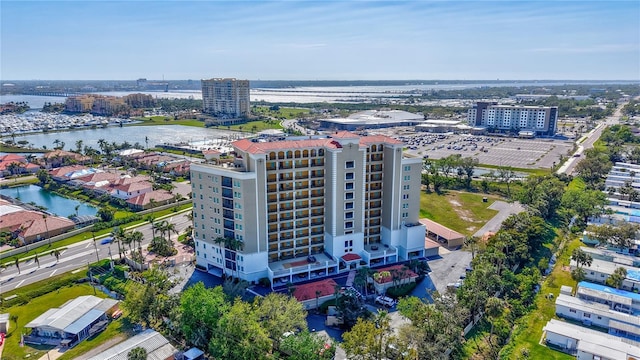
0, 185, 98, 218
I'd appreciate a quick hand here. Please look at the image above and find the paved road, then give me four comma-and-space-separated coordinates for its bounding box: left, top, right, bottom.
473, 200, 525, 238
0, 212, 192, 293
559, 102, 624, 175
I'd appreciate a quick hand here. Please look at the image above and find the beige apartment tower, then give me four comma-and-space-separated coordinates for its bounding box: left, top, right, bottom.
201, 78, 250, 117
190, 132, 426, 284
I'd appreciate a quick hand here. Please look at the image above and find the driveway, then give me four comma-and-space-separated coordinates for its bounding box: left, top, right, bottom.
473, 201, 525, 238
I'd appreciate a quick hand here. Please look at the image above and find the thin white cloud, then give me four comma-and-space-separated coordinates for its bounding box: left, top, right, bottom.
527, 43, 638, 53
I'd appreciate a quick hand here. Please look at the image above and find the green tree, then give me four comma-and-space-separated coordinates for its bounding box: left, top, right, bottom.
208, 300, 272, 360
561, 188, 607, 225
279, 331, 335, 360
342, 311, 395, 360
180, 283, 229, 348
587, 222, 639, 249
36, 169, 51, 185
606, 267, 627, 289
127, 347, 147, 360
254, 292, 307, 348
97, 207, 114, 222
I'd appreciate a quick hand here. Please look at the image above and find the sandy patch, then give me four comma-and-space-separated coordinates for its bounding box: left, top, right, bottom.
448, 197, 476, 222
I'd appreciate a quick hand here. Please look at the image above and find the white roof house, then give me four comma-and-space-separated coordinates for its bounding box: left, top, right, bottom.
88, 329, 177, 360
543, 319, 640, 360
25, 295, 118, 345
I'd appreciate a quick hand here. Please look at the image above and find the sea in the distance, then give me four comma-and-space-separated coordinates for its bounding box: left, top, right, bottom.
3, 80, 637, 108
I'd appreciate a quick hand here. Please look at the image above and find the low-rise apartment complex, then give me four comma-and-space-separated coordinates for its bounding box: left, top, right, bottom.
467, 102, 558, 136
190, 132, 426, 284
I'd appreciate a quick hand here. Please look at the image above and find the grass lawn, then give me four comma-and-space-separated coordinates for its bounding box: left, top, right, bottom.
419, 191, 500, 236
253, 106, 311, 120
131, 116, 204, 127
499, 237, 582, 359
1, 284, 107, 360
225, 119, 283, 132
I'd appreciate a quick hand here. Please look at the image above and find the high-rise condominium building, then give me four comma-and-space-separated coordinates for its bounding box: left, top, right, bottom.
467, 102, 558, 136
190, 132, 427, 283
201, 78, 250, 117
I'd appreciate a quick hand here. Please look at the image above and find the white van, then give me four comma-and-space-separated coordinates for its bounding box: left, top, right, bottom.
375, 295, 396, 307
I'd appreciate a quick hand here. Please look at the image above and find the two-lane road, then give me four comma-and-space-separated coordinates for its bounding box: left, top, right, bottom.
559, 102, 625, 175
0, 212, 192, 293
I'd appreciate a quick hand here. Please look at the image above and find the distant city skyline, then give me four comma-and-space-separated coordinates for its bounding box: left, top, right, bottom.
1, 1, 639, 81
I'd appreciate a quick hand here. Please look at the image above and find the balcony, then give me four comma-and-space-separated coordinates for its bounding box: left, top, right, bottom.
311, 210, 323, 217
295, 182, 309, 190
370, 154, 383, 162
280, 205, 293, 212
279, 162, 293, 170
266, 162, 277, 171
310, 200, 324, 207
279, 175, 293, 181
268, 252, 337, 279
295, 160, 309, 168
310, 160, 325, 167
267, 175, 277, 183
280, 225, 293, 231
280, 195, 293, 201
279, 185, 293, 191
370, 174, 382, 181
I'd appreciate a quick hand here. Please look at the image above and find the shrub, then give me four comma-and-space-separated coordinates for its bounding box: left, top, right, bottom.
386, 282, 418, 298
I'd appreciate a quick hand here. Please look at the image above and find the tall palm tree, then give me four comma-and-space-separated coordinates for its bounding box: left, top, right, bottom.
75, 140, 84, 154
42, 214, 51, 245
112, 227, 126, 259
50, 249, 61, 263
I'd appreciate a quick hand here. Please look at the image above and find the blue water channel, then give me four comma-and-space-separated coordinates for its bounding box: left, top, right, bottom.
0, 185, 98, 218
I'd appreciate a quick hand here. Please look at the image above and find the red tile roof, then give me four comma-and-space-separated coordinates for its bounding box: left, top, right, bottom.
113, 180, 152, 193
49, 165, 87, 178
126, 190, 174, 207
0, 210, 75, 240
373, 265, 418, 284
342, 253, 361, 262
233, 133, 403, 155
419, 218, 464, 241
293, 279, 339, 302
0, 154, 25, 162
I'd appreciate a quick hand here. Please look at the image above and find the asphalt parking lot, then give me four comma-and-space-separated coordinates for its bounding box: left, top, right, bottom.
427, 249, 473, 294
374, 128, 575, 169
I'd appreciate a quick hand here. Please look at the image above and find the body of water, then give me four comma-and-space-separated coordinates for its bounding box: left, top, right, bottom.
4, 80, 637, 107
8, 125, 241, 150
0, 184, 98, 217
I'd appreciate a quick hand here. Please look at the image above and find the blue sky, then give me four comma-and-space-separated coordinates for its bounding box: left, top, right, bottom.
1, 1, 639, 80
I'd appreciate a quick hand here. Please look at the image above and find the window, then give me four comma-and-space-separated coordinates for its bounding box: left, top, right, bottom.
345, 182, 354, 190
345, 202, 354, 209
569, 309, 577, 313
402, 212, 408, 218
234, 191, 242, 199
235, 203, 242, 209
404, 165, 411, 171
584, 313, 591, 318
402, 194, 409, 200
345, 211, 354, 219
403, 185, 410, 190
402, 204, 409, 209
404, 175, 410, 181
345, 192, 354, 200
235, 224, 243, 230
345, 172, 354, 180
346, 161, 354, 168
345, 221, 353, 228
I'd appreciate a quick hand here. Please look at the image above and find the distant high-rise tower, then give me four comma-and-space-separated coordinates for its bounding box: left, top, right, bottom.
201, 78, 250, 117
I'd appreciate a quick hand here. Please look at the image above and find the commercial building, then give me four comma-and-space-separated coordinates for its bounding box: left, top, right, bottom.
24, 295, 118, 348
201, 78, 250, 118
466, 102, 558, 136
88, 329, 177, 360
319, 110, 424, 131
190, 131, 426, 284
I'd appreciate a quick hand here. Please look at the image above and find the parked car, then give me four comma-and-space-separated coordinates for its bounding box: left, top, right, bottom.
375, 295, 396, 307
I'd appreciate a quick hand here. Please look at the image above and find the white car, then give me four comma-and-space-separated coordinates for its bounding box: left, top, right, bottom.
375, 295, 396, 307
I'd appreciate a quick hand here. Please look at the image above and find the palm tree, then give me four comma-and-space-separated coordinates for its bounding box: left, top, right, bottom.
50, 249, 61, 263
464, 235, 479, 260
112, 227, 126, 260
355, 266, 372, 297
43, 214, 51, 245
75, 139, 84, 154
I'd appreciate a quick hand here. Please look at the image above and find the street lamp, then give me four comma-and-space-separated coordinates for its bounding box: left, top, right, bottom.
92, 232, 100, 262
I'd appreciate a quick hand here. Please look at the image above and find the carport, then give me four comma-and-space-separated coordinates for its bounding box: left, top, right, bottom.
420, 218, 465, 249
